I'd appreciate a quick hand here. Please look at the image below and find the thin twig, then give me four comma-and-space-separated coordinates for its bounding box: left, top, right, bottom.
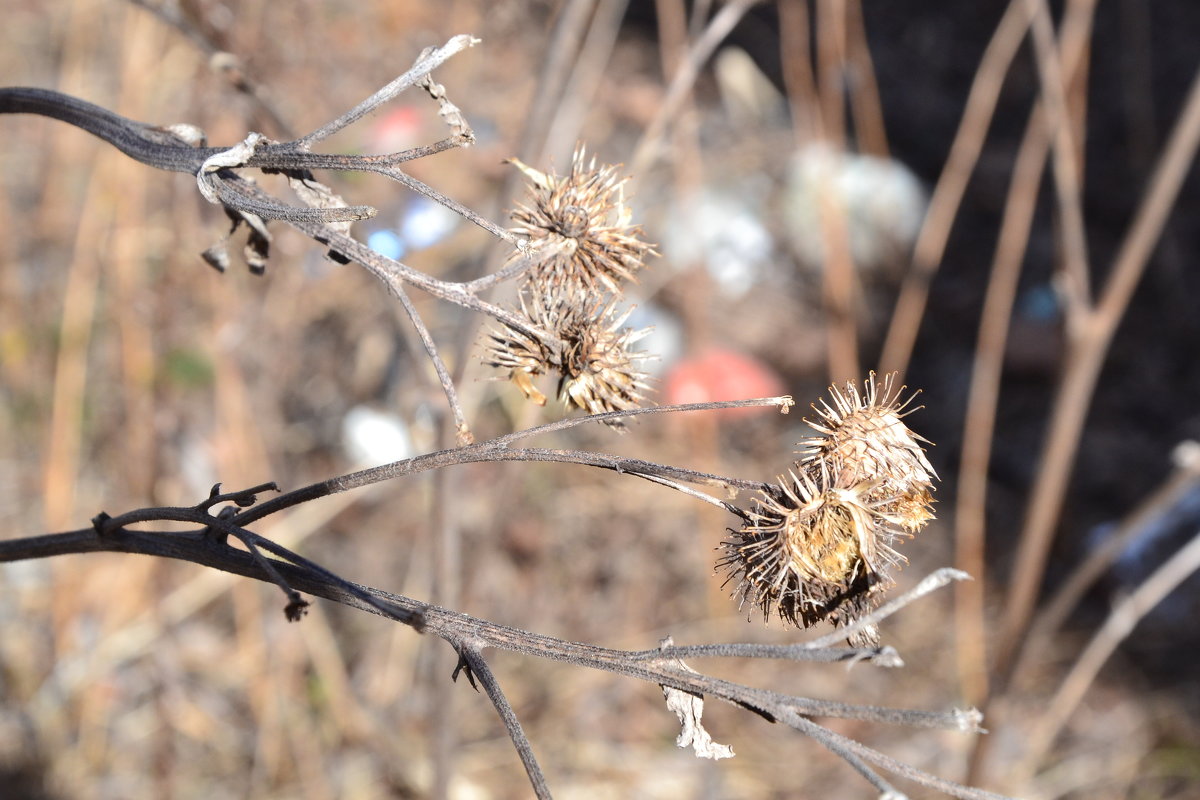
512, 0, 598, 169
879, 0, 1035, 381
371, 268, 472, 443
844, 0, 889, 158
815, 0, 848, 149
231, 431, 782, 529
431, 438, 462, 800
1014, 528, 1200, 786
542, 0, 631, 162
458, 647, 553, 799
1025, 0, 1094, 320
779, 0, 821, 144
1018, 441, 1200, 665
372, 164, 523, 246
639, 641, 904, 667
993, 60, 1200, 689
630, 0, 761, 175
788, 711, 901, 797
296, 35, 479, 149
489, 395, 795, 446
954, 102, 1052, 706
784, 709, 1012, 800
802, 568, 972, 650
458, 243, 551, 293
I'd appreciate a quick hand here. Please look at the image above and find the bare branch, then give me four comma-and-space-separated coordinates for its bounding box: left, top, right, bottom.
296, 35, 480, 149
456, 647, 553, 799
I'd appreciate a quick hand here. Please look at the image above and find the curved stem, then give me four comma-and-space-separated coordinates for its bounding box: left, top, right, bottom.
457, 647, 552, 799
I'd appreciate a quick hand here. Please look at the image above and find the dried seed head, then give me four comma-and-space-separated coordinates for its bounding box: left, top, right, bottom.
719, 372, 936, 636
555, 298, 653, 420
719, 464, 904, 629
482, 287, 653, 422
480, 288, 564, 406
797, 371, 936, 533
509, 149, 655, 295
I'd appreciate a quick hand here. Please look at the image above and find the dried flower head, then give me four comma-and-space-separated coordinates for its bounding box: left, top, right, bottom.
480, 288, 565, 407
509, 149, 655, 295
719, 372, 936, 637
555, 298, 653, 418
483, 287, 653, 421
797, 371, 936, 533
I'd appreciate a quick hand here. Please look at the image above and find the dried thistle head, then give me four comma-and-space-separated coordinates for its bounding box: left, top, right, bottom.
719, 372, 936, 637
555, 298, 653, 419
796, 371, 936, 534
482, 287, 653, 422
508, 149, 655, 295
719, 464, 905, 630
480, 287, 566, 407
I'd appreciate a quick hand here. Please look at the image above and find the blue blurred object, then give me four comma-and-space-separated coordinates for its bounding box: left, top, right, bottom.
1086, 477, 1200, 623
367, 228, 405, 261
365, 196, 460, 263
1017, 284, 1060, 322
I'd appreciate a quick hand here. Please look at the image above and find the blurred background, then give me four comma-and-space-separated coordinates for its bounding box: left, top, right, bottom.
3, 0, 1200, 797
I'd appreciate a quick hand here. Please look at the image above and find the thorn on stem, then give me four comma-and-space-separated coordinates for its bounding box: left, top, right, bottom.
451, 648, 480, 691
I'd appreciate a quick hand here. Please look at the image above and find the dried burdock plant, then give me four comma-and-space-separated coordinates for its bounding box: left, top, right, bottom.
3, 35, 1010, 800
483, 286, 653, 421
720, 372, 937, 641
508, 148, 656, 295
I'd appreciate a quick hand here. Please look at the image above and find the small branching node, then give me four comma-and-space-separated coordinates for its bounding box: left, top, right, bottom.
198, 481, 281, 512
197, 132, 270, 204
451, 647, 481, 691
284, 594, 310, 622
203, 505, 239, 545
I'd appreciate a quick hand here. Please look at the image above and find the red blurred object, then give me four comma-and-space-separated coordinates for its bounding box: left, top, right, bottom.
664, 347, 785, 418
368, 106, 422, 154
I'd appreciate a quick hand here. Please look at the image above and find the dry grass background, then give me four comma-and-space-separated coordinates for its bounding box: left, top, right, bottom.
2, 1, 1199, 798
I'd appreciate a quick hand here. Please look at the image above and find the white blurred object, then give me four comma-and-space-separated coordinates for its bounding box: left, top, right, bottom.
714, 46, 787, 125
783, 143, 927, 275
624, 301, 683, 377
400, 196, 460, 251
664, 186, 774, 299
342, 405, 414, 467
